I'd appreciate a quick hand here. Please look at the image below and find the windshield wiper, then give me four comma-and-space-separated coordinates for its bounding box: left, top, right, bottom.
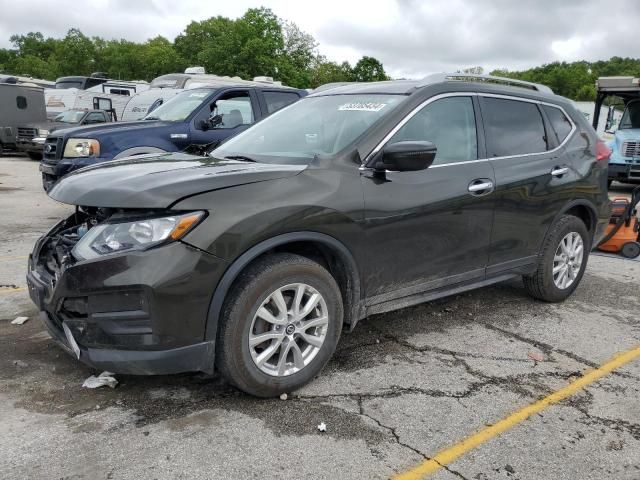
224, 155, 257, 163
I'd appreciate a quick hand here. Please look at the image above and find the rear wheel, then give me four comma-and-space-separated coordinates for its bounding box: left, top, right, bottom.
523, 215, 590, 302
216, 253, 343, 397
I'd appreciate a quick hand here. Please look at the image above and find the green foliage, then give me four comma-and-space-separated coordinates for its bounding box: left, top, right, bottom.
0, 9, 388, 89
352, 56, 389, 82
490, 57, 640, 101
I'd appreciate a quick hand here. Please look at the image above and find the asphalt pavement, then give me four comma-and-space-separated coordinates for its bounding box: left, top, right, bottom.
0, 155, 638, 479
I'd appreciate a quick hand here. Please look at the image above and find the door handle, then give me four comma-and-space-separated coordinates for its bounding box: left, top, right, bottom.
468, 180, 494, 193
551, 166, 569, 177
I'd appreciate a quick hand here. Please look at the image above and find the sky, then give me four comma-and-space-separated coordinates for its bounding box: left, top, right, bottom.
0, 0, 638, 79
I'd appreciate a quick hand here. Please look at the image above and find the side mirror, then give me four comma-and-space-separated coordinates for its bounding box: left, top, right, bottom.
209, 113, 223, 129
198, 119, 210, 131
371, 141, 437, 172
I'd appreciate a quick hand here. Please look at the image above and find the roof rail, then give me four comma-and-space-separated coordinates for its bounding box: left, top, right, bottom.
418, 73, 554, 95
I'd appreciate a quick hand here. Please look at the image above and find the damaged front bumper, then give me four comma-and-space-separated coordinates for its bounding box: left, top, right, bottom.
26, 216, 228, 375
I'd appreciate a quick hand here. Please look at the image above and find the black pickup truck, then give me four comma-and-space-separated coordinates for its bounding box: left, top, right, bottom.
17, 109, 112, 160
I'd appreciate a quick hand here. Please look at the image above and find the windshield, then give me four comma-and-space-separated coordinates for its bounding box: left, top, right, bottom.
56, 81, 83, 89
54, 110, 86, 123
213, 94, 406, 163
144, 88, 213, 121
619, 100, 640, 129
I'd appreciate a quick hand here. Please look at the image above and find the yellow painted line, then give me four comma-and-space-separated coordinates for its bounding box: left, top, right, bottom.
0, 255, 27, 262
0, 287, 27, 295
394, 345, 640, 480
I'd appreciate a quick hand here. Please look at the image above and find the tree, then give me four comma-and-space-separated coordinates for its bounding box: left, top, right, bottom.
352, 56, 388, 82
308, 56, 353, 88
138, 36, 185, 80
51, 29, 96, 76
276, 21, 317, 88
0, 9, 393, 87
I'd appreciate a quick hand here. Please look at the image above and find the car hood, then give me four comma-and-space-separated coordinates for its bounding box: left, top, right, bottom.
613, 128, 640, 142
50, 120, 172, 139
48, 152, 306, 208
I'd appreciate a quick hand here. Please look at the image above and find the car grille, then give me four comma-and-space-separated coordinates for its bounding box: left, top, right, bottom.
17, 127, 37, 141
43, 137, 64, 163
621, 141, 640, 157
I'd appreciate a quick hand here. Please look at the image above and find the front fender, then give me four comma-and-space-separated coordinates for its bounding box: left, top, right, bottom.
202, 231, 364, 343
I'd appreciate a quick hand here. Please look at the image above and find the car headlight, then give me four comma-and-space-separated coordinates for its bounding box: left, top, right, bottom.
38, 129, 50, 137
63, 138, 100, 158
72, 212, 205, 260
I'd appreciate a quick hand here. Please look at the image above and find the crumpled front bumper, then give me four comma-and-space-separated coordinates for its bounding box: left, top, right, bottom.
26, 220, 228, 375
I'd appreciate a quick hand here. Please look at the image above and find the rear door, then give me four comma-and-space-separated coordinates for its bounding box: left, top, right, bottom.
260, 90, 303, 115
362, 94, 496, 301
479, 95, 578, 274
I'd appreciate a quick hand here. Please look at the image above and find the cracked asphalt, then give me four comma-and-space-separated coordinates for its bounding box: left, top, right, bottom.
1, 156, 639, 480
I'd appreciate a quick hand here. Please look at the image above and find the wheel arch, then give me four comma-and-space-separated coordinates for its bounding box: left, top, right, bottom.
204, 232, 364, 343
540, 199, 598, 255
561, 199, 597, 236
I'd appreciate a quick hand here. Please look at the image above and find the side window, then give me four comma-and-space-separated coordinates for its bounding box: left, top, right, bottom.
389, 96, 477, 165
17, 96, 27, 109
263, 91, 300, 114
212, 91, 254, 129
85, 112, 107, 124
481, 97, 548, 157
542, 105, 573, 144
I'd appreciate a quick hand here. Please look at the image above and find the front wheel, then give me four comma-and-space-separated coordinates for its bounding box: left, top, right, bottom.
523, 215, 590, 302
216, 253, 343, 397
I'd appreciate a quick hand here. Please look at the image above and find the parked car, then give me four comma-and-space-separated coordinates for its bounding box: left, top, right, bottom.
0, 78, 47, 153
17, 109, 112, 160
27, 74, 611, 397
39, 82, 307, 191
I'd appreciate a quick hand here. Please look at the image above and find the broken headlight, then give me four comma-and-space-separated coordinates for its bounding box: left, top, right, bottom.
72, 212, 204, 260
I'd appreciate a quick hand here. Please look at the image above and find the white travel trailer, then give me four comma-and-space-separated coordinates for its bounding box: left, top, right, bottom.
120, 88, 182, 121
44, 80, 150, 120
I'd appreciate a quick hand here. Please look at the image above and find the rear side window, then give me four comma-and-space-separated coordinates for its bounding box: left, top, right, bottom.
481, 98, 547, 157
17, 96, 27, 109
264, 91, 300, 114
389, 96, 477, 165
542, 105, 573, 144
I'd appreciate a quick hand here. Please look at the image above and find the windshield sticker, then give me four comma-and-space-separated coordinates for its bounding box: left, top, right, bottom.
189, 92, 208, 98
338, 102, 387, 112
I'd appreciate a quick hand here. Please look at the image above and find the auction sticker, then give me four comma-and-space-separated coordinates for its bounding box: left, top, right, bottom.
338, 102, 386, 112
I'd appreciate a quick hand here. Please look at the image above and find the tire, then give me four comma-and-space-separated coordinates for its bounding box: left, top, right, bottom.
28, 152, 43, 161
523, 215, 590, 302
621, 242, 640, 259
216, 253, 343, 397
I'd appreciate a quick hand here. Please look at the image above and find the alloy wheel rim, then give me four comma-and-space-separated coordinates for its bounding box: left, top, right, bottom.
553, 232, 584, 290
248, 283, 329, 377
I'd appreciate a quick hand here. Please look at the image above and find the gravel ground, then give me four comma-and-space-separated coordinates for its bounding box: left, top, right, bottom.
0, 155, 639, 480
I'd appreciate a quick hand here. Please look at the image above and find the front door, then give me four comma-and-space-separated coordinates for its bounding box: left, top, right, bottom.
190, 89, 258, 148
362, 94, 496, 302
